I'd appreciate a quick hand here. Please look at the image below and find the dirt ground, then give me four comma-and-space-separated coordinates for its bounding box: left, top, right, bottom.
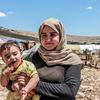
0, 64, 100, 100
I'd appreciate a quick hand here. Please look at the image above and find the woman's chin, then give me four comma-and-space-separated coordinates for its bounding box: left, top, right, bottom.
45, 48, 55, 51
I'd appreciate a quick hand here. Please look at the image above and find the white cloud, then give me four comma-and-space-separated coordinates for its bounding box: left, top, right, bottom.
86, 6, 93, 10
0, 12, 6, 17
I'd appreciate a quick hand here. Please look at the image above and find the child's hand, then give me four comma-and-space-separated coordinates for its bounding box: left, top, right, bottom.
0, 67, 12, 87
3, 66, 14, 75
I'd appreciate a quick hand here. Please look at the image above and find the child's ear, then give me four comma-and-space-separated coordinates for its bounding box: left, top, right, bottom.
21, 56, 23, 61
1, 56, 5, 64
19, 47, 23, 54
21, 50, 23, 54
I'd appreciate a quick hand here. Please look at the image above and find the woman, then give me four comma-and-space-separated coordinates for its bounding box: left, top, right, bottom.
7, 18, 82, 100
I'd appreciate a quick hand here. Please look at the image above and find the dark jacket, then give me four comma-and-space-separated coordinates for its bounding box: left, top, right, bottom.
26, 51, 81, 100
7, 51, 81, 100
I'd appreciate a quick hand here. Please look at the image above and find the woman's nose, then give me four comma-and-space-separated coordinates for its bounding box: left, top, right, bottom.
46, 35, 52, 42
46, 38, 51, 42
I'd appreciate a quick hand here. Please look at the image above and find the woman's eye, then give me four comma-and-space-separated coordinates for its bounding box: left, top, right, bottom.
41, 34, 47, 38
51, 33, 58, 37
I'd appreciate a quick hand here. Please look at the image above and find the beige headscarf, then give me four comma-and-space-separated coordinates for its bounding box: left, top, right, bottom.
38, 18, 82, 66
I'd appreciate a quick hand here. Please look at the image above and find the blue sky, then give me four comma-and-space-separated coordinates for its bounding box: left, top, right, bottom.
0, 0, 100, 36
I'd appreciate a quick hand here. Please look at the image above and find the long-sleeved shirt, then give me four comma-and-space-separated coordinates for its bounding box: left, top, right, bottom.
29, 51, 81, 100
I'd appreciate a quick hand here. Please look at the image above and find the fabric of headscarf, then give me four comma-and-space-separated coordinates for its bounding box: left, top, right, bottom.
38, 18, 82, 66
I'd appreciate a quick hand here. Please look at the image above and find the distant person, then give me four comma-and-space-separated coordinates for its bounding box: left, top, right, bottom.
7, 18, 82, 100
0, 41, 39, 100
91, 52, 99, 68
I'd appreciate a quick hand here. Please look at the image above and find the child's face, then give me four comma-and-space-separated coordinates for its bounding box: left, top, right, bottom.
1, 45, 22, 68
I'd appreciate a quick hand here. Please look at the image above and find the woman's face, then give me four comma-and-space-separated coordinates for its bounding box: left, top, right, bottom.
40, 25, 60, 50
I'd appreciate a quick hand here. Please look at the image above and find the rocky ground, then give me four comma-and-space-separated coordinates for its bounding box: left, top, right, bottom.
76, 66, 100, 100
0, 64, 100, 100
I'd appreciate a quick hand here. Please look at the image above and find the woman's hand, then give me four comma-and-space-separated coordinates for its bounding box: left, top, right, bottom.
17, 72, 29, 86
26, 90, 36, 99
20, 87, 27, 100
11, 81, 19, 92
16, 72, 36, 98
20, 87, 36, 100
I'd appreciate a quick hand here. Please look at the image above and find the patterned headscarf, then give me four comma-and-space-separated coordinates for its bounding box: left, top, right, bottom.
38, 18, 82, 66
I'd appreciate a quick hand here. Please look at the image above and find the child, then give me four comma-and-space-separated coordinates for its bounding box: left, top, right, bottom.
0, 41, 39, 100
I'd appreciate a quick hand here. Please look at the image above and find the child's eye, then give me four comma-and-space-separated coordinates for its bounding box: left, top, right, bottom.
13, 52, 17, 56
5, 55, 10, 59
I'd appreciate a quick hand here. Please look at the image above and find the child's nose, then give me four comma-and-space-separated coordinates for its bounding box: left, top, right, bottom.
10, 55, 15, 60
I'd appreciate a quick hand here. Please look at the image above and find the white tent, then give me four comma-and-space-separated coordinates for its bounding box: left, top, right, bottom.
80, 45, 100, 51
0, 38, 5, 44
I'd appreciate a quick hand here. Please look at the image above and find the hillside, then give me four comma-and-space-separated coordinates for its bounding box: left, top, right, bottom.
67, 35, 100, 44
0, 26, 39, 42
0, 26, 100, 44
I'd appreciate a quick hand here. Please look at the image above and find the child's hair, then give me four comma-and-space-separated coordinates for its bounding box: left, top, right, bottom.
0, 40, 21, 56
